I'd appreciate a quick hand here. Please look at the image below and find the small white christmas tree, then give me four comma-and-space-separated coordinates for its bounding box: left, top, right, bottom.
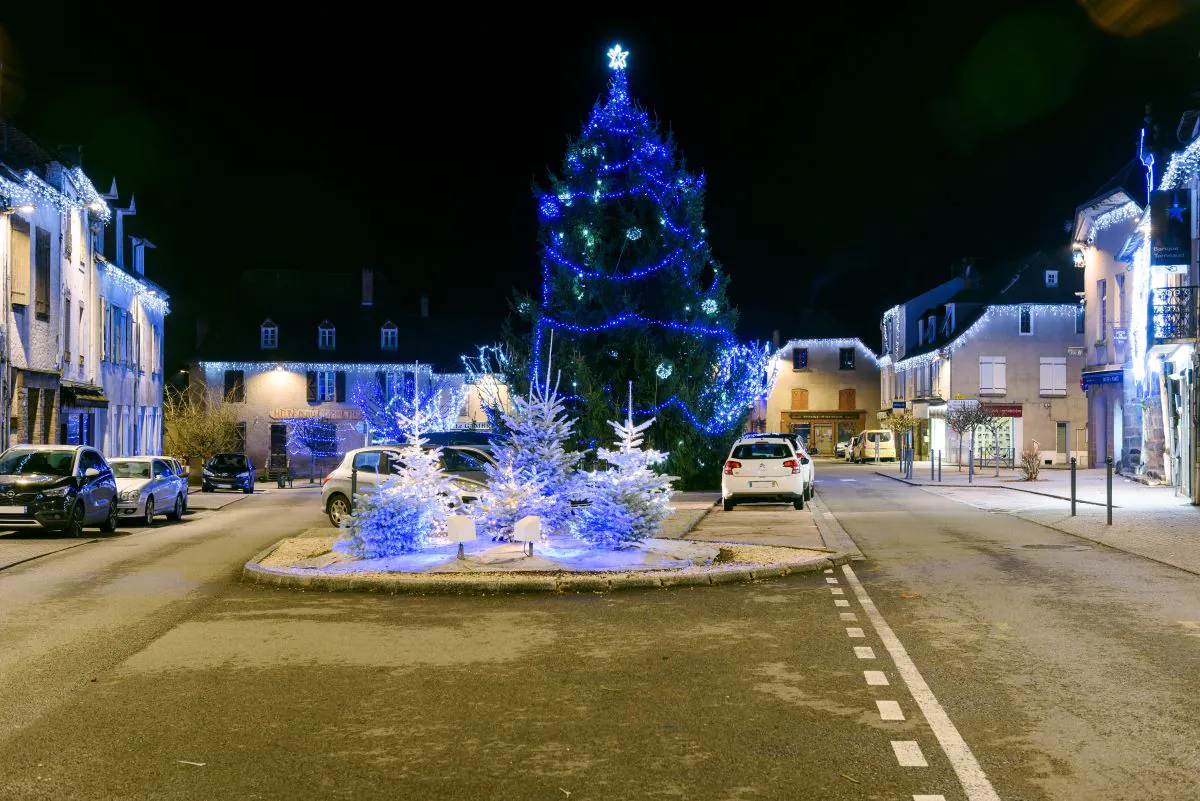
336, 399, 458, 559
476, 354, 581, 541
572, 383, 675, 549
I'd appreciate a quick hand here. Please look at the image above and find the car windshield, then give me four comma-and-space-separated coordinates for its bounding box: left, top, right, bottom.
110, 460, 152, 479
731, 443, 793, 460
0, 449, 75, 477
209, 454, 247, 469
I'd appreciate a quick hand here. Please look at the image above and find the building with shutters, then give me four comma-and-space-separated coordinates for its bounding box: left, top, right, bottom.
879, 253, 1088, 465
750, 339, 882, 455
2, 118, 165, 454
188, 268, 506, 474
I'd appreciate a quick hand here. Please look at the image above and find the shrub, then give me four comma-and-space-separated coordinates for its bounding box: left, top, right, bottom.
1019, 440, 1041, 481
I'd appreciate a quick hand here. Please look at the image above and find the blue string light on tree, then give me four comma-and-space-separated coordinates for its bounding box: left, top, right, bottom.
527, 42, 773, 470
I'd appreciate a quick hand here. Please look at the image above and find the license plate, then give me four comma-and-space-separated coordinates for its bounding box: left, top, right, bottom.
0, 505, 26, 514
748, 481, 776, 488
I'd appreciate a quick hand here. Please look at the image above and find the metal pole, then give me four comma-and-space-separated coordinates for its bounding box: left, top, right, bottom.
937, 451, 942, 482
1106, 456, 1113, 525
931, 450, 935, 481
350, 465, 358, 512
1070, 457, 1077, 516
968, 448, 974, 484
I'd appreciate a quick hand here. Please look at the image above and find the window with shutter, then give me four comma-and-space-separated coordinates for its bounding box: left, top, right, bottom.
790, 388, 809, 410
34, 227, 51, 318
9, 217, 31, 305
838, 388, 856, 410
64, 296, 72, 359
1039, 357, 1067, 396
979, 356, 1006, 395
306, 371, 318, 402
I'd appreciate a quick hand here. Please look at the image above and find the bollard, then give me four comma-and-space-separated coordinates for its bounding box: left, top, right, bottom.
1070, 457, 1077, 516
931, 451, 935, 481
1106, 456, 1113, 526
968, 449, 974, 484
350, 466, 358, 513
937, 451, 942, 482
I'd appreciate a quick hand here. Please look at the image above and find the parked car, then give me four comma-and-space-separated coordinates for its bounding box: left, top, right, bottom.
845, 435, 861, 462
110, 456, 188, 525
720, 435, 809, 512
737, 432, 814, 499
835, 440, 850, 458
202, 453, 256, 493
852, 430, 896, 462
0, 445, 118, 536
321, 445, 496, 526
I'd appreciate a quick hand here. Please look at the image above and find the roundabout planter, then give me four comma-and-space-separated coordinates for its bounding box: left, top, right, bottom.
242, 533, 848, 595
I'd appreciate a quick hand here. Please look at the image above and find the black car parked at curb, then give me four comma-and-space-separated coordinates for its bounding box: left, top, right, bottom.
0, 445, 119, 536
201, 453, 255, 493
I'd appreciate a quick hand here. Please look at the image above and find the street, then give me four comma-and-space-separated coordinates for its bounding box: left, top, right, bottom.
0, 467, 1198, 800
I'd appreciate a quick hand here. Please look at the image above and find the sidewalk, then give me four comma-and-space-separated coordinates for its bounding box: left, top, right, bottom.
878, 464, 1200, 576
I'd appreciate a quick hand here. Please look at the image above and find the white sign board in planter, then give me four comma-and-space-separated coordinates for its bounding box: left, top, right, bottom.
513, 515, 542, 556
446, 516, 476, 559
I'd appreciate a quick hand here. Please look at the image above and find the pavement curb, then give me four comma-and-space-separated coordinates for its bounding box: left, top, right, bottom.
242, 544, 849, 595
807, 493, 865, 561
873, 471, 1113, 507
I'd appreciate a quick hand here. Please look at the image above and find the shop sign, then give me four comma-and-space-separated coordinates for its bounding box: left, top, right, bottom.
271, 407, 362, 420
1067, 346, 1085, 357
1081, 369, 1123, 389
892, 401, 906, 409
1150, 188, 1190, 269
981, 403, 1023, 418
1112, 328, 1128, 343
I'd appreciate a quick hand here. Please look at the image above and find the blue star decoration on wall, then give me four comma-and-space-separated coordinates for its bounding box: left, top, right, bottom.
607, 45, 629, 70
1167, 193, 1187, 223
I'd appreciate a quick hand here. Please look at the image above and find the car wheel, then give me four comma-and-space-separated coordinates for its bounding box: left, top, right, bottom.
327, 494, 351, 526
98, 501, 118, 533
65, 502, 85, 538
793, 498, 805, 510
243, 481, 253, 495
722, 498, 734, 512
201, 484, 212, 493
806, 483, 814, 501
168, 493, 184, 521
143, 497, 156, 527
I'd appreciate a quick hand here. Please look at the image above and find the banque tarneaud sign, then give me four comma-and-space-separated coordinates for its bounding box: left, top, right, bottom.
271, 408, 362, 420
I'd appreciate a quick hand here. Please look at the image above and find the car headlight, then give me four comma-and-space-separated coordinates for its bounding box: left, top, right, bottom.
119, 488, 142, 501
202, 469, 214, 477
42, 486, 70, 497
237, 471, 250, 478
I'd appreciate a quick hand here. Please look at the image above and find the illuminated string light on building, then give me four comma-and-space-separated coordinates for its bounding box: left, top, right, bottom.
771, 338, 884, 368
1159, 132, 1200, 190
99, 261, 170, 316
1129, 244, 1152, 385
889, 305, 1080, 370
0, 168, 112, 223
1085, 200, 1142, 244
197, 360, 433, 375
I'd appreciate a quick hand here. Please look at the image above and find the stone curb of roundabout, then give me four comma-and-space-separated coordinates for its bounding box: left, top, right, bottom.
242, 542, 851, 595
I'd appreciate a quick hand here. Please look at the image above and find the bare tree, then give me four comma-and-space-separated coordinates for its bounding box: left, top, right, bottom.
162, 386, 242, 465
883, 410, 918, 456
944, 403, 995, 476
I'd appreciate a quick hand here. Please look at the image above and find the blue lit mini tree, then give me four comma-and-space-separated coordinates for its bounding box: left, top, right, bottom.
523, 45, 772, 488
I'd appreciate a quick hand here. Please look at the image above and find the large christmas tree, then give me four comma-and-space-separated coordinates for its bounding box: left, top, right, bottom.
520, 45, 771, 488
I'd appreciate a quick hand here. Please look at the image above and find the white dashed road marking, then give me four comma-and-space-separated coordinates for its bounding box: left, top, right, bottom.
877, 700, 905, 721
913, 796, 947, 801
892, 741, 928, 767
864, 671, 889, 686
854, 646, 876, 659
842, 564, 1002, 801
846, 627, 865, 638
826, 577, 839, 584
824, 568, 833, 574
830, 588, 844, 595
839, 612, 857, 621
834, 599, 850, 607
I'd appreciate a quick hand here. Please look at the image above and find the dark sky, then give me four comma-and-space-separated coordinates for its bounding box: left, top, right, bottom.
2, 2, 1198, 368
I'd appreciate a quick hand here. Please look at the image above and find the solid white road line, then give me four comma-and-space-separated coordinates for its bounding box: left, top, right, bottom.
846, 627, 866, 638
834, 599, 850, 607
864, 670, 889, 685
826, 577, 839, 584
830, 588, 844, 595
854, 646, 876, 659
877, 700, 905, 721
842, 564, 1002, 801
839, 612, 857, 621
892, 741, 928, 767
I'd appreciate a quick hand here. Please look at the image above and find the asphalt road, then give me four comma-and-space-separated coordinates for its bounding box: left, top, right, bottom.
0, 469, 1197, 800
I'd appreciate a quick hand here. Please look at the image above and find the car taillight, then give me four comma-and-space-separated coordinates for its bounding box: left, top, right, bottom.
782, 459, 802, 474
321, 473, 334, 486
723, 460, 742, 475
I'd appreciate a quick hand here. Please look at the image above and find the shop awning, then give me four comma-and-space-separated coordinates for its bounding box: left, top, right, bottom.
61, 385, 109, 408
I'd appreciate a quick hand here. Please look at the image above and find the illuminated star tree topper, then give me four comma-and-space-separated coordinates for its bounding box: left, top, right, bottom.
607, 44, 629, 70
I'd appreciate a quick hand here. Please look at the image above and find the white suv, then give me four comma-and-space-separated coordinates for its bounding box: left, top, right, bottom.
720, 436, 810, 512
321, 445, 493, 526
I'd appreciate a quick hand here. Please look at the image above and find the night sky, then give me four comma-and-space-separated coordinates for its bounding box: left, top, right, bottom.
2, 2, 1198, 369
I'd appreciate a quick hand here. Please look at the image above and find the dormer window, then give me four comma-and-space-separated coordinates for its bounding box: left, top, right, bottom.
1045, 270, 1059, 288
260, 319, 278, 349
381, 321, 398, 351
927, 315, 936, 343
318, 320, 336, 350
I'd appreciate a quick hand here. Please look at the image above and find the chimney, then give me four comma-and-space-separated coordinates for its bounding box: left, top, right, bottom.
114, 193, 136, 268
420, 295, 429, 318
361, 267, 374, 306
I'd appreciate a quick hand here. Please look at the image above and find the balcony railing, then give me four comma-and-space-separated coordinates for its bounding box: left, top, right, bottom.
1152, 286, 1199, 342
